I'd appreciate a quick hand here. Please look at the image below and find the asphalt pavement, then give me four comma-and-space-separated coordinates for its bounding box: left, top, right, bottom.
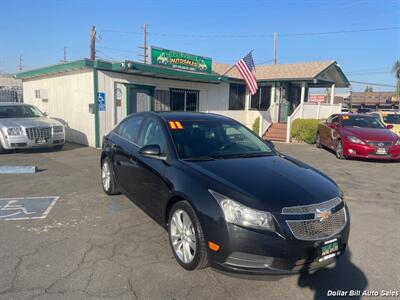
0, 142, 399, 300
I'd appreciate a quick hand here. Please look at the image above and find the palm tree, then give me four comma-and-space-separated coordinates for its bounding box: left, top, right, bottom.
392, 59, 400, 96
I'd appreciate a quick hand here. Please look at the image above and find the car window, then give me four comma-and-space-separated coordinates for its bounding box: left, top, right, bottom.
139, 119, 166, 153
118, 116, 144, 143
327, 115, 338, 123
342, 116, 385, 128
383, 114, 400, 124
0, 105, 44, 118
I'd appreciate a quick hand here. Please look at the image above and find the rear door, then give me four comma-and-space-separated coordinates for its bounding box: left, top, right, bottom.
112, 115, 145, 195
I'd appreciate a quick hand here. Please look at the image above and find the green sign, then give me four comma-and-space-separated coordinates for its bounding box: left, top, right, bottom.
151, 46, 212, 73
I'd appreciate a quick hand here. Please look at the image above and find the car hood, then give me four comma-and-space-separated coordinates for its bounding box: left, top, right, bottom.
340, 127, 397, 141
183, 155, 339, 213
0, 117, 62, 128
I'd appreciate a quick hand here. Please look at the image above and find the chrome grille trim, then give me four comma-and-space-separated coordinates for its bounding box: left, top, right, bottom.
367, 141, 393, 147
286, 207, 347, 241
25, 127, 52, 140
281, 197, 342, 215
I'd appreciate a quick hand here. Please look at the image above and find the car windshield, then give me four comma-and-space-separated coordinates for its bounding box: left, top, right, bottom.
383, 114, 400, 124
342, 116, 385, 128
168, 120, 274, 159
0, 105, 44, 118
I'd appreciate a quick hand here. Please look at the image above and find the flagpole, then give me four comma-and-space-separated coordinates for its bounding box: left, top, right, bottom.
217, 51, 253, 80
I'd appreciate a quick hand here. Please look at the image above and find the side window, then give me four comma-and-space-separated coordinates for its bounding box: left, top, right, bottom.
119, 116, 144, 143
331, 116, 340, 123
114, 121, 126, 136
139, 119, 166, 153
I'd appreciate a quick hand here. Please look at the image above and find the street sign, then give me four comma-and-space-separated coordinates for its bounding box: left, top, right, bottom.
0, 197, 59, 221
151, 46, 212, 73
97, 92, 106, 111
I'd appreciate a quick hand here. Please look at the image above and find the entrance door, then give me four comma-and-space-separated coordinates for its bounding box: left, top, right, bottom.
170, 89, 199, 111
278, 86, 289, 123
128, 88, 151, 115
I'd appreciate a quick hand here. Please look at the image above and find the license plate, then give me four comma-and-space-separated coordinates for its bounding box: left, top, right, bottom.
35, 138, 47, 144
318, 238, 340, 262
376, 148, 387, 155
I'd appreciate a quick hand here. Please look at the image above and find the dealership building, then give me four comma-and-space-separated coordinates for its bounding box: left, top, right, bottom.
16, 47, 349, 147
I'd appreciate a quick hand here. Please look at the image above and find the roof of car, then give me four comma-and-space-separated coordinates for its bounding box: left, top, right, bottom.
149, 111, 234, 122
0, 102, 31, 106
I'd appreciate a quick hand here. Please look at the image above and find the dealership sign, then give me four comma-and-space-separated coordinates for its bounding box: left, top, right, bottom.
309, 95, 327, 103
151, 46, 212, 73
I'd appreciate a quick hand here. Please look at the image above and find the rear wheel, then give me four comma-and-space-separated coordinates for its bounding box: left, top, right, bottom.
168, 201, 208, 270
335, 140, 346, 160
101, 158, 120, 195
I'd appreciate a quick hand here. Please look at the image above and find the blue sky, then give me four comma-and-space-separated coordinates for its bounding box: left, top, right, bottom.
1, 0, 399, 91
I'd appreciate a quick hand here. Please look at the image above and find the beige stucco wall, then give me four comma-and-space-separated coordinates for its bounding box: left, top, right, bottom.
22, 69, 95, 146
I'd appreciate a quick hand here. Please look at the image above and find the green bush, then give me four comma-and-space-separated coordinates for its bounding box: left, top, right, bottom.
252, 116, 260, 135
291, 119, 320, 144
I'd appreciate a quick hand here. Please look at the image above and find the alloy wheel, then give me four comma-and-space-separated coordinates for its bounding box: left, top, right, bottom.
170, 209, 197, 264
102, 161, 111, 191
336, 141, 343, 159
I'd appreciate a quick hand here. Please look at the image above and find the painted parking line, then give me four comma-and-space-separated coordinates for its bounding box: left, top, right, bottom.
0, 197, 59, 221
0, 166, 37, 174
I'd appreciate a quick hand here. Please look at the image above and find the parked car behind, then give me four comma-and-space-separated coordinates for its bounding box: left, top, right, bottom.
369, 111, 400, 137
0, 103, 65, 153
356, 107, 374, 114
317, 114, 400, 160
101, 112, 349, 275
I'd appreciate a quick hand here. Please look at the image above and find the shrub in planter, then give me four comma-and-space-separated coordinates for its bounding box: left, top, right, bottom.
291, 119, 320, 144
252, 116, 260, 135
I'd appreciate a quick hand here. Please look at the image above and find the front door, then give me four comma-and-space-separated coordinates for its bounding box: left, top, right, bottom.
278, 85, 289, 123
128, 88, 151, 115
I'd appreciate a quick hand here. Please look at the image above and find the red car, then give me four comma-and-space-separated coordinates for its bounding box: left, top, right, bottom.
317, 114, 400, 160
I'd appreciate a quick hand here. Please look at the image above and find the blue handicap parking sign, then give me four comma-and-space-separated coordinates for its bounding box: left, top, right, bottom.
0, 197, 59, 221
97, 92, 106, 111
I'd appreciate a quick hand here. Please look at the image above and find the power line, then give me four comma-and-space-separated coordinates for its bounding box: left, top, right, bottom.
349, 80, 396, 88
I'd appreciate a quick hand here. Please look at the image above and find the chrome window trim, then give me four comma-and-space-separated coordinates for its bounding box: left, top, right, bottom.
281, 197, 343, 215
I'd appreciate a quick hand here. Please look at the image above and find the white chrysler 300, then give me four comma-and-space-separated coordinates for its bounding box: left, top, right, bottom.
0, 103, 65, 153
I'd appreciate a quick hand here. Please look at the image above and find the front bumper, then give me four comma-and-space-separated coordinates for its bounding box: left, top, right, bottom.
1, 133, 65, 150
343, 140, 400, 160
205, 206, 350, 275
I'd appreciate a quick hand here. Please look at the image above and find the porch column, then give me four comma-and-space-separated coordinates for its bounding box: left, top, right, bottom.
300, 82, 306, 104
330, 84, 335, 104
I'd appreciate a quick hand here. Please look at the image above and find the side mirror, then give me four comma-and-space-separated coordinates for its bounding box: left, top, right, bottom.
43, 112, 49, 117
139, 144, 166, 160
386, 124, 394, 130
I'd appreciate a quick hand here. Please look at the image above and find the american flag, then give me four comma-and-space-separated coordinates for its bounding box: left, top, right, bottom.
235, 52, 258, 95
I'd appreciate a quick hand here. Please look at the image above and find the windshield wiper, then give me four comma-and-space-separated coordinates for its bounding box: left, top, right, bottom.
182, 156, 218, 161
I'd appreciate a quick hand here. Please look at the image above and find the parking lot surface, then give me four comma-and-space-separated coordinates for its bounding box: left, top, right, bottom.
0, 143, 399, 300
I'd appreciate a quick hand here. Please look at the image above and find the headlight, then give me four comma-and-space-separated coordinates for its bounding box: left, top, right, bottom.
53, 126, 64, 133
7, 127, 23, 136
209, 190, 275, 231
347, 136, 365, 145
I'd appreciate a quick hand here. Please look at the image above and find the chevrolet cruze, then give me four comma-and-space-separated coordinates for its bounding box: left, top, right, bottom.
101, 112, 349, 274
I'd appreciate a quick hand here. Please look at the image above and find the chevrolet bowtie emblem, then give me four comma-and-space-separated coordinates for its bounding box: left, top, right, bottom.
315, 209, 331, 222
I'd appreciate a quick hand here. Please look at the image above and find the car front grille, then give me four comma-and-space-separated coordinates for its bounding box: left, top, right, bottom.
286, 207, 347, 241
367, 141, 393, 147
281, 197, 342, 215
25, 127, 52, 140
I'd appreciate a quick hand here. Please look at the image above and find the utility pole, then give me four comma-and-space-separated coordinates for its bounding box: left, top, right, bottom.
274, 32, 277, 65
138, 23, 148, 63
61, 46, 68, 63
90, 25, 96, 61
17, 55, 23, 72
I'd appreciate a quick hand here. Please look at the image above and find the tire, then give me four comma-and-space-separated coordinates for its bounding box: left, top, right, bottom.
0, 141, 5, 154
53, 144, 64, 151
168, 201, 208, 271
316, 133, 322, 148
335, 140, 346, 160
101, 157, 120, 195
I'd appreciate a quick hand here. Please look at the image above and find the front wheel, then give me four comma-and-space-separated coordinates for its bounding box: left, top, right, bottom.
168, 201, 208, 270
101, 158, 120, 195
335, 140, 346, 160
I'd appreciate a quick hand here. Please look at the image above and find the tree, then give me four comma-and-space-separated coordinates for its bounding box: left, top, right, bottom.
364, 85, 373, 92
392, 59, 400, 96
